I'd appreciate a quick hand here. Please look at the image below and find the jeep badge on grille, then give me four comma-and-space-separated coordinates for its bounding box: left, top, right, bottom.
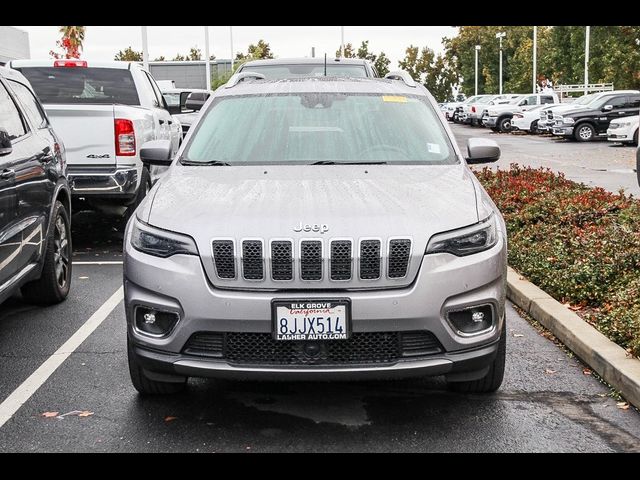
293, 222, 329, 234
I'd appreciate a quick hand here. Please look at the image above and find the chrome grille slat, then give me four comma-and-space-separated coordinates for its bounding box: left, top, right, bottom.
300, 240, 322, 280
271, 240, 293, 280
212, 240, 235, 279
388, 239, 411, 278
359, 239, 381, 280
330, 240, 352, 281
242, 240, 264, 280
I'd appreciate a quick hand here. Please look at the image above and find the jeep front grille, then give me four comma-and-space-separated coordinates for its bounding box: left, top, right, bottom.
300, 240, 322, 280
271, 241, 293, 281
388, 239, 411, 278
242, 240, 263, 280
359, 239, 381, 279
210, 237, 412, 284
212, 240, 235, 279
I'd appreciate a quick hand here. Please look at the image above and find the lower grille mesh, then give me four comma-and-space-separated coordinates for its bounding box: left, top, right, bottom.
183, 331, 443, 365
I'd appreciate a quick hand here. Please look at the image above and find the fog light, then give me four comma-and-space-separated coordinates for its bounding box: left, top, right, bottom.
447, 305, 493, 335
134, 307, 179, 337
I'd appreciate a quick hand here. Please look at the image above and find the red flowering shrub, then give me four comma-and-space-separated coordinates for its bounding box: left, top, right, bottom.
475, 164, 640, 357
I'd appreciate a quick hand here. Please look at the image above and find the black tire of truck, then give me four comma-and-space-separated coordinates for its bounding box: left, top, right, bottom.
123, 166, 151, 223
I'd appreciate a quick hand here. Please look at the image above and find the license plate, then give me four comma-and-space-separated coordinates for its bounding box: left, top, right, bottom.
272, 299, 350, 341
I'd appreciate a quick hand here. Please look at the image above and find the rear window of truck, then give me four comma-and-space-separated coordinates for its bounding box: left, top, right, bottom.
17, 67, 140, 105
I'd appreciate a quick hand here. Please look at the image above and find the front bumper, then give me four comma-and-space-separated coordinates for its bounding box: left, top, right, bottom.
482, 116, 498, 128
607, 126, 634, 141
123, 226, 507, 380
68, 166, 139, 196
552, 125, 573, 136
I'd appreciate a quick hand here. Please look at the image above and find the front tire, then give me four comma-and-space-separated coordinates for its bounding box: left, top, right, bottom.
633, 129, 638, 146
21, 201, 71, 305
498, 116, 512, 132
128, 337, 186, 395
447, 324, 506, 394
574, 123, 595, 142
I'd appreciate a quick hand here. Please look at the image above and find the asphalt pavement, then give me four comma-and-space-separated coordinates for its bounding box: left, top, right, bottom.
1, 131, 640, 451
451, 123, 640, 197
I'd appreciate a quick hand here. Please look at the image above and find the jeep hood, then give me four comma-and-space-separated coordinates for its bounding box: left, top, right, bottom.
146, 164, 482, 288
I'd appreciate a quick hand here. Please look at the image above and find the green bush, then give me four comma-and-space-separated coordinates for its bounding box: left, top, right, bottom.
475, 164, 640, 357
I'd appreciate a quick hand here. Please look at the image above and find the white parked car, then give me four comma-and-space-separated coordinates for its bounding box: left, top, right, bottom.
10, 59, 183, 217
482, 93, 559, 132
511, 104, 547, 133
607, 115, 639, 145
464, 94, 520, 126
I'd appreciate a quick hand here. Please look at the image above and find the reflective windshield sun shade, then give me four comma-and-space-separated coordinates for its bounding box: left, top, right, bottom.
17, 67, 140, 105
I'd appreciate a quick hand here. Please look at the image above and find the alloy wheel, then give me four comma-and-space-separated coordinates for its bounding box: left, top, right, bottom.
53, 215, 70, 289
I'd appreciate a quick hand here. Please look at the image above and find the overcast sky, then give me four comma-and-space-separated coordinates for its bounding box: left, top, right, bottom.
13, 26, 458, 67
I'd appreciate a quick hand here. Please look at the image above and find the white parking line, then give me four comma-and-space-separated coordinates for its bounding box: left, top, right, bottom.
72, 261, 123, 265
0, 287, 124, 429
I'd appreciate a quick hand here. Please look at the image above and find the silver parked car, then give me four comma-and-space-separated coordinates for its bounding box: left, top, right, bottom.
124, 72, 507, 395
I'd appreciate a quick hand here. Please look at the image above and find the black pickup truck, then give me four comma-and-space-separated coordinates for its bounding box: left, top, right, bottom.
552, 92, 640, 142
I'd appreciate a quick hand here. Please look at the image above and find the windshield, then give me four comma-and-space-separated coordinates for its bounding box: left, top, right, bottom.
507, 96, 525, 105
573, 93, 598, 105
240, 64, 368, 80
475, 96, 494, 104
183, 92, 457, 165
18, 67, 140, 105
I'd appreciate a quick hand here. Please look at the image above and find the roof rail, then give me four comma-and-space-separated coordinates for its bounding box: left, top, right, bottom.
384, 70, 417, 88
225, 71, 266, 88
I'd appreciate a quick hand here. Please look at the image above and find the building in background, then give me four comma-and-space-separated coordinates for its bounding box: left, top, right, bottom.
0, 26, 30, 65
148, 60, 233, 89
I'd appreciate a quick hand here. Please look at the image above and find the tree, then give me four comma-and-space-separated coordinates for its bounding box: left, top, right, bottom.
236, 39, 274, 62
335, 40, 391, 76
188, 47, 202, 61
154, 56, 166, 61
114, 46, 143, 61
50, 26, 86, 59
398, 45, 456, 102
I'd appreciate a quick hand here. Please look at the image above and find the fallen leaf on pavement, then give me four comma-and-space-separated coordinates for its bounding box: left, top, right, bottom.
78, 411, 94, 417
544, 368, 556, 375
41, 411, 59, 418
583, 368, 592, 375
617, 402, 630, 410
164, 416, 178, 422
512, 333, 524, 338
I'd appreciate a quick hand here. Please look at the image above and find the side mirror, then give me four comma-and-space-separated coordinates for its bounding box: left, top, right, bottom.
0, 128, 12, 156
140, 139, 173, 166
603, 104, 614, 111
465, 137, 500, 164
185, 92, 210, 112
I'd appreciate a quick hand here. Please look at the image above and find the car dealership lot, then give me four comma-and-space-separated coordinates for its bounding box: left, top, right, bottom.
451, 124, 640, 196
1, 209, 640, 452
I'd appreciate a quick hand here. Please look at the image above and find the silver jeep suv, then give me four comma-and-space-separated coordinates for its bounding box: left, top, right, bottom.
124, 72, 507, 395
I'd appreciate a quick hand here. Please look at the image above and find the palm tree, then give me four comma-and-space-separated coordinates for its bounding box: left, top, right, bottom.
59, 26, 86, 58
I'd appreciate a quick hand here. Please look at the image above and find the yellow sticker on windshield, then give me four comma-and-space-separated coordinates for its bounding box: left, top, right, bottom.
382, 95, 407, 103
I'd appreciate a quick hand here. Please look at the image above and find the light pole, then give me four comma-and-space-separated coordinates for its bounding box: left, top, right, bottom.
230, 26, 234, 71
474, 45, 481, 96
495, 32, 506, 95
533, 26, 537, 93
340, 26, 345, 57
204, 26, 211, 91
141, 26, 149, 71
584, 26, 590, 95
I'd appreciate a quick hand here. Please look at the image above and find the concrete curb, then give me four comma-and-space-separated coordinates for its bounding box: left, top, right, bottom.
506, 266, 640, 409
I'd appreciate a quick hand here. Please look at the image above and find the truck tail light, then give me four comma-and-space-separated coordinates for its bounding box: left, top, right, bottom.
115, 119, 136, 156
54, 60, 87, 68
471, 106, 476, 113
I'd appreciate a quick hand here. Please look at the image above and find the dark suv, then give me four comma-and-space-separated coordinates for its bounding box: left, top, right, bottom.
552, 92, 640, 142
0, 66, 72, 305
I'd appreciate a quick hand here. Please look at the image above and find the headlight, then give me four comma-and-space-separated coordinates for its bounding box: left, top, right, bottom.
616, 122, 631, 128
487, 110, 498, 116
562, 117, 575, 125
426, 213, 498, 256
131, 218, 198, 258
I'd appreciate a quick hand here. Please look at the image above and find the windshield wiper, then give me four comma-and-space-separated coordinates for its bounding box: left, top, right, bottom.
310, 161, 388, 165
180, 160, 231, 166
